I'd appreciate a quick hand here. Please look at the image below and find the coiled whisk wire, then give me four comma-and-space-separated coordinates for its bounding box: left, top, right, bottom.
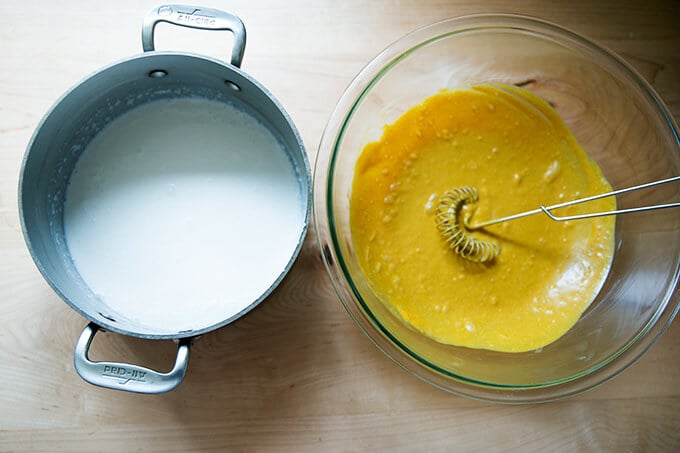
435, 187, 500, 263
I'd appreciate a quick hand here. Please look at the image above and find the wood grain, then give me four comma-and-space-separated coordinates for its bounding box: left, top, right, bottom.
1, 0, 679, 451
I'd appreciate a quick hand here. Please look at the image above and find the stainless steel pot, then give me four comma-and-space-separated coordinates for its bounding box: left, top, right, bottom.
18, 5, 310, 393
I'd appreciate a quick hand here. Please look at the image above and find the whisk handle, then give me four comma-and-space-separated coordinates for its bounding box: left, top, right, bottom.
541, 202, 680, 222
466, 175, 680, 229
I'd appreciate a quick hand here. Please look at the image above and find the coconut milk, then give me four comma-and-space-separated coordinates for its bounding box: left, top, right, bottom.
63, 97, 304, 332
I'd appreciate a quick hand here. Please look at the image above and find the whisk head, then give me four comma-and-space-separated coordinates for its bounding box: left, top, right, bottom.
435, 187, 500, 263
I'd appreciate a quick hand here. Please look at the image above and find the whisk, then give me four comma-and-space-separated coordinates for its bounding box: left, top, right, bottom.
435, 187, 501, 263
435, 176, 680, 263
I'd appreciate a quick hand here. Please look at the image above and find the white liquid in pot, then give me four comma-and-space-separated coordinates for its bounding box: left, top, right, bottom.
63, 97, 305, 333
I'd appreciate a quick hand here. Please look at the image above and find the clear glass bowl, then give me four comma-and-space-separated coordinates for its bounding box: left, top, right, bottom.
314, 14, 680, 403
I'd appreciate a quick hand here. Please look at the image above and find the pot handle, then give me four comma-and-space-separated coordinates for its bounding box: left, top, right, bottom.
73, 323, 190, 394
141, 4, 246, 68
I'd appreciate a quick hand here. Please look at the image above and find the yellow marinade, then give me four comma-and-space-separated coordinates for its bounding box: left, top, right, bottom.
349, 84, 615, 353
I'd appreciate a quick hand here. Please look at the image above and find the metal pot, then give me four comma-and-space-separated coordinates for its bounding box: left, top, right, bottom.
18, 5, 310, 393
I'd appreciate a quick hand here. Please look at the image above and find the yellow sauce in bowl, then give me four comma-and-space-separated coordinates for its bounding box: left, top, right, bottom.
349, 84, 615, 352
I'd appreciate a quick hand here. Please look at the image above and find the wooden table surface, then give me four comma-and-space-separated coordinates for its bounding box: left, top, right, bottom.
1, 0, 679, 450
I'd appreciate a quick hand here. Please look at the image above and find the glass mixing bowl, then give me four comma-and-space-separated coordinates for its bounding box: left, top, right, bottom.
314, 14, 680, 403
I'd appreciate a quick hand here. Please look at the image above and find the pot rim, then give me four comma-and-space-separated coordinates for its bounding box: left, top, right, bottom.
19, 49, 312, 340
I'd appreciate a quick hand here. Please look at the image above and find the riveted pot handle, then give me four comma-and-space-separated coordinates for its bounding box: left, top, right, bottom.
73, 323, 190, 394
142, 4, 246, 67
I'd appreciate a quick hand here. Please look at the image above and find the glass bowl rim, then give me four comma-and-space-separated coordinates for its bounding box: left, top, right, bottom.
313, 13, 680, 403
